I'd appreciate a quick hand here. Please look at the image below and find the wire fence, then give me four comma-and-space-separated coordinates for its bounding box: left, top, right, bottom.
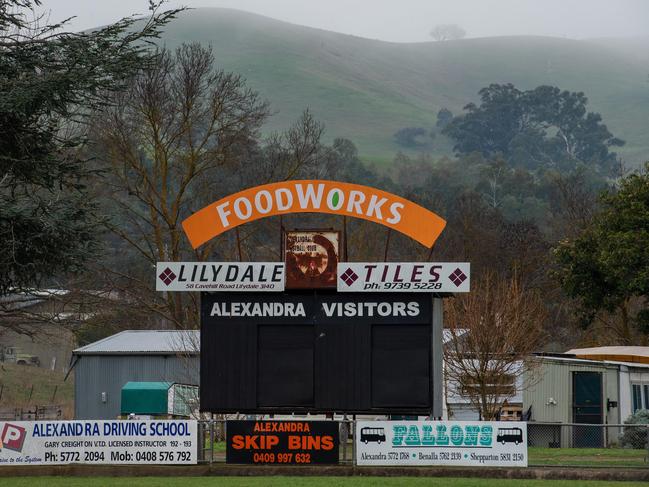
0, 405, 63, 420
196, 420, 649, 468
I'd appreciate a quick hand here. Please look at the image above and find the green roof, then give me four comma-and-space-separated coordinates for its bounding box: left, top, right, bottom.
120, 381, 172, 414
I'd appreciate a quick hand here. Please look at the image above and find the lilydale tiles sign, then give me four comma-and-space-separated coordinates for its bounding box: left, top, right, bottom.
156, 262, 284, 292
182, 180, 446, 249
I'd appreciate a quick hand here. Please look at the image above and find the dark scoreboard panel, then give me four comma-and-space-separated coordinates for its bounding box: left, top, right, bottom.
200, 291, 434, 414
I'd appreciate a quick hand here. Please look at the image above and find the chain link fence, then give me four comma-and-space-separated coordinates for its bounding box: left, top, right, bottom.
527, 422, 648, 449
197, 420, 649, 467
527, 422, 649, 467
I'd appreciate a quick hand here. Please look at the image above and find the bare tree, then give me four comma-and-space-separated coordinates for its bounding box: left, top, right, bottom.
92, 43, 324, 330
430, 24, 466, 42
444, 272, 546, 420
92, 43, 270, 329
481, 159, 505, 209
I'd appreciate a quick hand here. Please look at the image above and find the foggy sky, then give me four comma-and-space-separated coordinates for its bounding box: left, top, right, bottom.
40, 0, 649, 42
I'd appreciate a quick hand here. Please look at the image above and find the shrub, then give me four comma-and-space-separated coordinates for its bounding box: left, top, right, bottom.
620, 409, 649, 449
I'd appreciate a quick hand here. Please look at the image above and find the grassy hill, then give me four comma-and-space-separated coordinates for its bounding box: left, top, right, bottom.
157, 8, 649, 166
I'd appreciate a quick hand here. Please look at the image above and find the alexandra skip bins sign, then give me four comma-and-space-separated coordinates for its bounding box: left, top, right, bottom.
226, 420, 339, 465
338, 263, 470, 293
356, 421, 527, 467
156, 262, 284, 292
0, 420, 197, 465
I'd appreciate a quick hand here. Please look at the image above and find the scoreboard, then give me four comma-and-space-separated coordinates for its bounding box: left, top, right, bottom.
200, 291, 442, 415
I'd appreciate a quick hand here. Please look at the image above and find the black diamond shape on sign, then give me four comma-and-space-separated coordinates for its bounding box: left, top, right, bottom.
159, 267, 177, 285
340, 268, 359, 286
449, 268, 467, 287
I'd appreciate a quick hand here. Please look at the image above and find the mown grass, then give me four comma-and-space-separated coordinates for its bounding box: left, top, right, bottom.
529, 447, 648, 467
200, 442, 648, 468
1, 478, 648, 487
200, 442, 649, 468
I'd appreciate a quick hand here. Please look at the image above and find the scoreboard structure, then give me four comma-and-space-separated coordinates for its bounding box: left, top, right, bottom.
200, 290, 444, 416
165, 180, 466, 419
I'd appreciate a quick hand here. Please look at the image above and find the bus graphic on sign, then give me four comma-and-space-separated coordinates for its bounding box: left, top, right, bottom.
496, 427, 523, 445
360, 427, 386, 444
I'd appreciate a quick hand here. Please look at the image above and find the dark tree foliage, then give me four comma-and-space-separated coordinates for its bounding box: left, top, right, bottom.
393, 126, 428, 148
0, 1, 182, 294
443, 83, 625, 174
554, 163, 649, 341
436, 107, 453, 128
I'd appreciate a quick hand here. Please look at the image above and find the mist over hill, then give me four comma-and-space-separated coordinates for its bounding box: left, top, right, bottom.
156, 8, 649, 165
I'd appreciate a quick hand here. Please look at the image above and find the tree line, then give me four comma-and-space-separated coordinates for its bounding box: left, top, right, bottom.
1, 1, 647, 355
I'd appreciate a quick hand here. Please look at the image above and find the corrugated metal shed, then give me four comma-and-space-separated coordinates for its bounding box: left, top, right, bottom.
524, 356, 620, 447
525, 356, 619, 423
73, 330, 199, 420
74, 330, 199, 355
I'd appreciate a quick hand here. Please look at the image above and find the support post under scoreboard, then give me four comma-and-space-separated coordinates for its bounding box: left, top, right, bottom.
432, 296, 443, 419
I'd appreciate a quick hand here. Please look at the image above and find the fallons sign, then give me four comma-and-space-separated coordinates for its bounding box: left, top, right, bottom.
356, 420, 527, 467
182, 180, 446, 249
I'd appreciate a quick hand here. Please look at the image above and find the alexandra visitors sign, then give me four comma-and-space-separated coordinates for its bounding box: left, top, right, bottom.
203, 293, 427, 321
356, 420, 527, 467
182, 180, 446, 249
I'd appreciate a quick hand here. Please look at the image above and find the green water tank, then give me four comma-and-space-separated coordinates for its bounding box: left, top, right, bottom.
120, 381, 171, 415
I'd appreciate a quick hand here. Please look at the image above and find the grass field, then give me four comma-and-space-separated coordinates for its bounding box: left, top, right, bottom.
1, 478, 648, 487
155, 8, 649, 166
0, 363, 73, 413
530, 447, 648, 467
201, 442, 649, 468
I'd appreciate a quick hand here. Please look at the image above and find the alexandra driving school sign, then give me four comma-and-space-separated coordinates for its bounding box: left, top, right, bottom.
182, 180, 446, 249
356, 420, 527, 467
338, 263, 470, 293
0, 420, 197, 465
156, 262, 284, 291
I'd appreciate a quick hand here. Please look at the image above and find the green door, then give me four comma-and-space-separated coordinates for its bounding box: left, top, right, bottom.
572, 372, 603, 447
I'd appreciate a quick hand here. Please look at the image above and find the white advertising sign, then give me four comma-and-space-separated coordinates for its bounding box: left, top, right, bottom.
156, 262, 284, 292
338, 263, 470, 292
356, 421, 527, 467
0, 420, 197, 465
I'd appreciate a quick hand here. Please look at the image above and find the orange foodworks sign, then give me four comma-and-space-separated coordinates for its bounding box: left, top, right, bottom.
182, 180, 446, 249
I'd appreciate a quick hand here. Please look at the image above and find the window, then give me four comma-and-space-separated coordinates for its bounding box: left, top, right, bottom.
632, 384, 642, 412
631, 383, 649, 412
460, 373, 516, 397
